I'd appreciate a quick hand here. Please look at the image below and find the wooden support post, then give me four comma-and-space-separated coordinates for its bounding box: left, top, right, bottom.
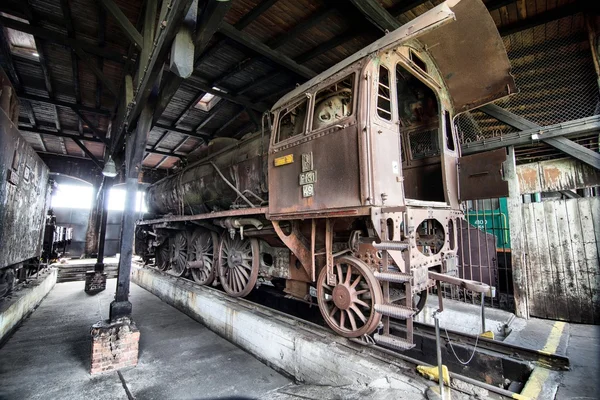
505, 146, 529, 318
109, 103, 153, 321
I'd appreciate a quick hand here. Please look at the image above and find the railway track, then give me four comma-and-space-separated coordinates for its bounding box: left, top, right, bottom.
143, 265, 568, 399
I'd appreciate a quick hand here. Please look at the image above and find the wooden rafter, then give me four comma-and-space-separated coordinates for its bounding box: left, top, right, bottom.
99, 0, 143, 49
0, 16, 128, 63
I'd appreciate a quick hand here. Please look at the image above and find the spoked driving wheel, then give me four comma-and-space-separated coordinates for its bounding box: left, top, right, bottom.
189, 230, 218, 285
317, 256, 383, 338
155, 241, 170, 271
218, 234, 259, 297
169, 232, 188, 277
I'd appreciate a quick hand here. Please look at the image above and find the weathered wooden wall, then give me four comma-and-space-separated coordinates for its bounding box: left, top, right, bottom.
520, 197, 599, 324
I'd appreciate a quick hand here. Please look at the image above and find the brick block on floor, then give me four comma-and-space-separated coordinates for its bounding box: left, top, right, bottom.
90, 317, 139, 375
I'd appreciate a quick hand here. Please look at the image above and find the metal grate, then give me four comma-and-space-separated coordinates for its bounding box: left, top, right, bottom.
457, 14, 600, 148
438, 198, 514, 311
408, 128, 439, 159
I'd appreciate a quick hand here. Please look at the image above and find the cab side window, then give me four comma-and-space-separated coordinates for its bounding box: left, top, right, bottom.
376, 65, 392, 120
276, 99, 308, 143
312, 74, 354, 130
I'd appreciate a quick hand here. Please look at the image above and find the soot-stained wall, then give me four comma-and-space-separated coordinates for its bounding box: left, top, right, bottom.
0, 110, 50, 268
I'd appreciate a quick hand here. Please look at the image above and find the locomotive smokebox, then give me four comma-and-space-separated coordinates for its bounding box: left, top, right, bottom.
146, 133, 269, 215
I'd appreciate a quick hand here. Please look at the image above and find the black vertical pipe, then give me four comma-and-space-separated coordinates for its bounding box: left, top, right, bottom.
95, 178, 112, 271
109, 104, 152, 321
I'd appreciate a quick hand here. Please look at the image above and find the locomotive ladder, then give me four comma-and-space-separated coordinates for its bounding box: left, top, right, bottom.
372, 240, 416, 351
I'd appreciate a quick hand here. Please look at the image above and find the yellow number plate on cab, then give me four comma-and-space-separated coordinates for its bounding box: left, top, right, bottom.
274, 154, 293, 166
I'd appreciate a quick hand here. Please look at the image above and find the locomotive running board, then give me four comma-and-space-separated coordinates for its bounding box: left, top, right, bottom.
137, 207, 268, 225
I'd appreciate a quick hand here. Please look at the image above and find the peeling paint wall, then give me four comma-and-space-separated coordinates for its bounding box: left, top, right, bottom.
0, 110, 50, 268
517, 158, 600, 194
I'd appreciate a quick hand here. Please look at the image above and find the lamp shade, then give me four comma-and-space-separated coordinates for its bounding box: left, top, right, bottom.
102, 156, 118, 178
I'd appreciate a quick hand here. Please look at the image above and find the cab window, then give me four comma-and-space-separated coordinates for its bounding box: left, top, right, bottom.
377, 65, 392, 120
276, 99, 308, 143
312, 74, 354, 130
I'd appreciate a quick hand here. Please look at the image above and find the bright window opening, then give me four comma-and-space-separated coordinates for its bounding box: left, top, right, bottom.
1, 13, 39, 60
51, 183, 147, 212
108, 189, 148, 212
51, 184, 94, 209
194, 90, 221, 112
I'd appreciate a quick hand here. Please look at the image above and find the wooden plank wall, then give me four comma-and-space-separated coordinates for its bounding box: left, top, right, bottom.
521, 197, 600, 324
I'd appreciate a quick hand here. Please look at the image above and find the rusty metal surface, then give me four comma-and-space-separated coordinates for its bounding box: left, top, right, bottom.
268, 123, 362, 215
517, 158, 600, 194
418, 0, 516, 113
0, 109, 50, 269
459, 148, 509, 201
146, 132, 268, 215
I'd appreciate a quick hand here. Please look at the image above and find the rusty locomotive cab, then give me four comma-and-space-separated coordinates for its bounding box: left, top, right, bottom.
137, 0, 515, 348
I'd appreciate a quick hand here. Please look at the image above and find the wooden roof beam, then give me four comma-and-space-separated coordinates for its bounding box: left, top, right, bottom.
154, 122, 211, 141
218, 23, 317, 80
193, 98, 226, 131
189, 76, 269, 112
208, 7, 335, 92
213, 106, 246, 137
235, 0, 279, 30
18, 93, 111, 115
0, 16, 128, 63
19, 127, 103, 142
99, 0, 143, 49
73, 138, 103, 168
499, 2, 583, 36
348, 0, 399, 32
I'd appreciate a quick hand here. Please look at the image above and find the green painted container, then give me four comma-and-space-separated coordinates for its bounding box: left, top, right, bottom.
465, 198, 510, 249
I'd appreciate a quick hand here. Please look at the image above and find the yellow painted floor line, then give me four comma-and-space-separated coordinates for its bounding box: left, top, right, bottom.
519, 321, 566, 399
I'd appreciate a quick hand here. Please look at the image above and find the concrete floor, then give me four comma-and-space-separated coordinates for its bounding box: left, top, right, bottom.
555, 324, 600, 400
0, 279, 291, 400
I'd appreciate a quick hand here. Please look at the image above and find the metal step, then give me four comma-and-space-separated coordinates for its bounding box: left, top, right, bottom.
371, 241, 410, 251
374, 303, 415, 319
374, 333, 416, 351
374, 270, 412, 283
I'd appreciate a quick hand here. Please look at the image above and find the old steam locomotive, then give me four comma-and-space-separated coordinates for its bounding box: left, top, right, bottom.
137, 0, 515, 349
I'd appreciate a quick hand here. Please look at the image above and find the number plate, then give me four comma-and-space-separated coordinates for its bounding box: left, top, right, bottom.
302, 184, 314, 198
299, 170, 317, 185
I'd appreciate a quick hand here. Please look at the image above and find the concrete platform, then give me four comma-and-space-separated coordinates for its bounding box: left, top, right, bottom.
0, 267, 56, 344
0, 279, 291, 399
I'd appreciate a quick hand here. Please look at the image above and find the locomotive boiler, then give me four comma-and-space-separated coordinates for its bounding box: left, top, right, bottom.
137, 0, 515, 349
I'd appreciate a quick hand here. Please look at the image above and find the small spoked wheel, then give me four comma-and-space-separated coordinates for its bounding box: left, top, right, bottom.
317, 256, 383, 338
218, 234, 259, 297
189, 230, 218, 285
155, 241, 170, 271
169, 232, 188, 277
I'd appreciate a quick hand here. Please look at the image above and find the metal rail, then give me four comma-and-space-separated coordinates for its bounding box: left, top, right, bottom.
391, 320, 570, 371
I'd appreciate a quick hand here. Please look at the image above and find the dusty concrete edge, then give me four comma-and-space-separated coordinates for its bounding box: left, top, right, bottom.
0, 268, 58, 345
131, 265, 431, 398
